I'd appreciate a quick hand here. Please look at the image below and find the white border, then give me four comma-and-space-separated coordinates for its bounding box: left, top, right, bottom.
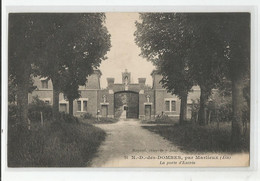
2, 1, 260, 181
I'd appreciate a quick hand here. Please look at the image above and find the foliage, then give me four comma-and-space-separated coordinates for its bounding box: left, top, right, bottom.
28, 96, 53, 122
81, 112, 94, 119
135, 13, 250, 127
33, 14, 111, 111
155, 114, 174, 123
8, 14, 45, 125
8, 104, 18, 122
59, 112, 79, 123
9, 13, 111, 121
135, 13, 194, 123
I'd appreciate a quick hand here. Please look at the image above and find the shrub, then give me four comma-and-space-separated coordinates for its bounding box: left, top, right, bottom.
28, 96, 52, 122
99, 117, 118, 123
59, 112, 79, 123
81, 112, 93, 119
155, 114, 173, 123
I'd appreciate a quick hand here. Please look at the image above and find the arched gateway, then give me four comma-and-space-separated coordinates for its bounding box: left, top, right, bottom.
114, 91, 139, 119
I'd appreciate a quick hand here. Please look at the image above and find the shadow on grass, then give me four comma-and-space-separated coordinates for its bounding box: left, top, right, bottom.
8, 120, 106, 167
142, 122, 249, 153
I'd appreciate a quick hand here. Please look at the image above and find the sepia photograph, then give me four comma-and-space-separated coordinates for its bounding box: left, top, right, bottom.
7, 12, 250, 168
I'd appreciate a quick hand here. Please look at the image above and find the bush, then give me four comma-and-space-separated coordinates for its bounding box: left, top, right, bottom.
155, 114, 173, 122
59, 112, 79, 123
28, 96, 52, 122
81, 112, 94, 119
99, 117, 118, 123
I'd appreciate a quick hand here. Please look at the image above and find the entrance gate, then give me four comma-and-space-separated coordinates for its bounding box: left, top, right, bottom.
114, 91, 139, 119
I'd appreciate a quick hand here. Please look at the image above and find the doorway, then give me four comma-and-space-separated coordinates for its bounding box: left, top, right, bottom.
101, 105, 108, 117
145, 105, 151, 120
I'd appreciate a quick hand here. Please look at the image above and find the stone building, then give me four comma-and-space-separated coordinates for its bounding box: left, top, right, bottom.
28, 69, 200, 119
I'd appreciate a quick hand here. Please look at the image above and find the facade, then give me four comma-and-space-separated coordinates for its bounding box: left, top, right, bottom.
28, 69, 200, 119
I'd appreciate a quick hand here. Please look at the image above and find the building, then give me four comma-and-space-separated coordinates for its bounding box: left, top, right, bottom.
28, 69, 200, 119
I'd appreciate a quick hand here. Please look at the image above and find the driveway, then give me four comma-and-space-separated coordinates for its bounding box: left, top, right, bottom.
90, 118, 181, 167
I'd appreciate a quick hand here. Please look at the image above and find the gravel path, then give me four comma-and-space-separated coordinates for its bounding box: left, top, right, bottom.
90, 119, 181, 167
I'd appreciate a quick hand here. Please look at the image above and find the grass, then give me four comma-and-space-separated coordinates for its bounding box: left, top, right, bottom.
8, 119, 106, 167
80, 117, 119, 124
141, 116, 179, 125
142, 122, 249, 153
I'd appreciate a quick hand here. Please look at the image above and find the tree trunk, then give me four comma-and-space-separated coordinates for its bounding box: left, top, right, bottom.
16, 80, 29, 128
198, 86, 208, 126
179, 93, 188, 125
231, 78, 244, 149
52, 78, 60, 122
16, 65, 30, 129
69, 98, 74, 115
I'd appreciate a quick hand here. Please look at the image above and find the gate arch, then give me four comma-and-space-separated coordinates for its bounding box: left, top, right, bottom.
114, 91, 139, 119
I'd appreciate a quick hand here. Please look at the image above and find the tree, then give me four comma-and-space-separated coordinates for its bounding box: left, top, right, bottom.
186, 14, 226, 125
8, 14, 43, 128
220, 13, 250, 148
35, 13, 111, 120
135, 13, 194, 124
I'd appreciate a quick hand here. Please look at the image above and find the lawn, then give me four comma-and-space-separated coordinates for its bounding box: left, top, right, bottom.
80, 117, 119, 124
141, 115, 179, 125
8, 119, 106, 167
142, 122, 249, 153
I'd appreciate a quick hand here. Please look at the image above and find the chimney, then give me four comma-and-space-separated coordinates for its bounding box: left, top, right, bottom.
107, 78, 115, 88
138, 78, 146, 87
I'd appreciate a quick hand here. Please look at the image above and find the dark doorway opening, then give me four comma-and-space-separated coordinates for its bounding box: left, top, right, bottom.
114, 91, 139, 119
145, 105, 151, 120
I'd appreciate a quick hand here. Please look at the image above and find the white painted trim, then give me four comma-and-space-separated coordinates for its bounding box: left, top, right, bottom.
59, 99, 68, 104
168, 114, 179, 117
40, 98, 51, 101
35, 89, 53, 91
164, 98, 177, 101
144, 102, 153, 105
78, 98, 89, 101
100, 102, 109, 105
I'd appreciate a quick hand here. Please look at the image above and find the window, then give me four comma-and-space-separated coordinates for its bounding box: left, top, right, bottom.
45, 100, 50, 104
41, 80, 48, 89
77, 99, 88, 112
165, 99, 177, 112
171, 100, 176, 111
165, 101, 170, 111
77, 101, 81, 112
83, 101, 87, 112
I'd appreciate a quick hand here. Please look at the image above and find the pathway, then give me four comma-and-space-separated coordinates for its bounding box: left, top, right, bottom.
90, 118, 181, 167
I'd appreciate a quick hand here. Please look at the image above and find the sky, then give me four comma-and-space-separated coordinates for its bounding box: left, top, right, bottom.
99, 13, 155, 88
